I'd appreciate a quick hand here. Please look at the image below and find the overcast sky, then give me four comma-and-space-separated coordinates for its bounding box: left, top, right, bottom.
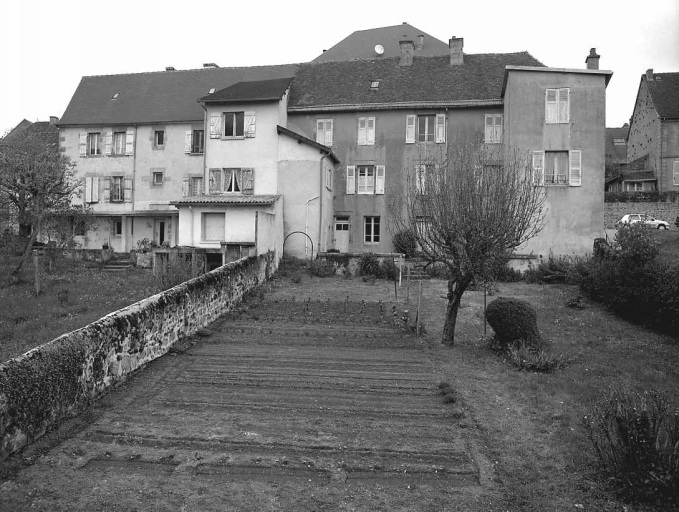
1, 0, 677, 135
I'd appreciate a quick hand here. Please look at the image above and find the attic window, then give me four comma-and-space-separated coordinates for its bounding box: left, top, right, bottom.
370, 80, 380, 91
613, 138, 626, 145
111, 92, 120, 100
208, 88, 216, 94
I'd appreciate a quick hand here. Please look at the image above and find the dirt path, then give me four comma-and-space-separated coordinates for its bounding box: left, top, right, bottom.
0, 276, 505, 511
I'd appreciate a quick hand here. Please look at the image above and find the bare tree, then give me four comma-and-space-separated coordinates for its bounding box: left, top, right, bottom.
0, 126, 83, 281
389, 144, 546, 346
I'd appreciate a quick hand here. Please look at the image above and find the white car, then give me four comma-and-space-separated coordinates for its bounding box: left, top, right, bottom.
616, 214, 669, 229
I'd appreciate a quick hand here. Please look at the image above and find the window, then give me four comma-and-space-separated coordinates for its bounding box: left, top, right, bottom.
209, 168, 254, 194
545, 88, 570, 124
84, 176, 99, 203
209, 112, 255, 138
154, 130, 165, 148
674, 161, 679, 186
532, 150, 581, 187
185, 129, 204, 154
357, 166, 375, 194
202, 213, 225, 242
346, 165, 385, 195
152, 171, 164, 186
370, 80, 380, 90
335, 216, 349, 231
191, 177, 204, 195
364, 216, 380, 244
316, 119, 333, 146
625, 182, 644, 192
484, 114, 503, 143
415, 164, 434, 194
358, 117, 375, 146
112, 131, 126, 155
112, 218, 122, 236
224, 112, 245, 137
613, 138, 626, 146
87, 133, 100, 155
110, 176, 125, 201
406, 114, 446, 144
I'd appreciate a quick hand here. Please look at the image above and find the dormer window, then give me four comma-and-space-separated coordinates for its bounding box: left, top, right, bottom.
111, 92, 120, 100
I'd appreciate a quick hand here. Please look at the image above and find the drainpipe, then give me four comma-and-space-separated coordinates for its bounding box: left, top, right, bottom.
306, 195, 319, 258
127, 124, 138, 254
319, 154, 331, 254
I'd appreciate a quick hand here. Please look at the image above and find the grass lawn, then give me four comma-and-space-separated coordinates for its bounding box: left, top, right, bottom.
0, 256, 156, 364
415, 279, 679, 511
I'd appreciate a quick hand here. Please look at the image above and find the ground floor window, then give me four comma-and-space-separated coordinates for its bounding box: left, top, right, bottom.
202, 212, 225, 241
364, 216, 380, 244
112, 217, 122, 236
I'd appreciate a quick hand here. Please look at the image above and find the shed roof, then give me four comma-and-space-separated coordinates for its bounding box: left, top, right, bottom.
171, 194, 280, 206
200, 78, 293, 104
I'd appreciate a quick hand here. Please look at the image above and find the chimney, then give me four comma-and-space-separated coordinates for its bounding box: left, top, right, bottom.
449, 37, 464, 65
646, 69, 654, 81
49, 116, 59, 125
399, 40, 414, 66
416, 34, 424, 51
585, 48, 600, 70
165, 66, 176, 71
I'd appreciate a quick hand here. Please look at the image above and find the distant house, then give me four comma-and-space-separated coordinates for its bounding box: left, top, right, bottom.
605, 124, 629, 177
605, 155, 656, 192
625, 70, 679, 193
0, 118, 60, 235
312, 22, 449, 63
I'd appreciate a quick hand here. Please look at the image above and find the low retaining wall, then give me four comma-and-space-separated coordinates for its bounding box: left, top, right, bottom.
605, 201, 679, 229
0, 251, 277, 461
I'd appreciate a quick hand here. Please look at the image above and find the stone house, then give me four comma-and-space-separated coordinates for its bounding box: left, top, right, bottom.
623, 70, 679, 193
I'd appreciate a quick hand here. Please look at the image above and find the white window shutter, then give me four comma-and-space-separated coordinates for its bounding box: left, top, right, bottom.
346, 166, 356, 194
104, 131, 113, 156
357, 118, 366, 146
244, 112, 256, 138
210, 115, 222, 138
125, 128, 135, 155
367, 117, 375, 145
569, 150, 582, 186
242, 168, 254, 194
375, 165, 385, 194
673, 161, 679, 185
79, 132, 87, 156
91, 176, 99, 202
182, 178, 189, 197
405, 115, 416, 144
559, 88, 570, 123
435, 114, 446, 143
184, 131, 192, 153
103, 178, 111, 202
123, 177, 133, 202
209, 168, 221, 194
416, 165, 426, 193
545, 89, 557, 124
85, 177, 92, 203
316, 120, 324, 144
532, 151, 545, 186
326, 120, 333, 146
484, 115, 494, 143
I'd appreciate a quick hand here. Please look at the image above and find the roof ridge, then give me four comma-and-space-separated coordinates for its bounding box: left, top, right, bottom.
81, 62, 301, 79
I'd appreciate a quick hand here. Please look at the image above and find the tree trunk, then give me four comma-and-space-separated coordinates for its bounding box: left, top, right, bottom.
10, 224, 39, 282
441, 275, 472, 346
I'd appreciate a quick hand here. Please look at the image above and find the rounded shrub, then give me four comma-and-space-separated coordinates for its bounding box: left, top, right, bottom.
486, 297, 541, 348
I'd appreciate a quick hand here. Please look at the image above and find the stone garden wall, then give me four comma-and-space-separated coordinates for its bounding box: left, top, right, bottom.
0, 251, 277, 460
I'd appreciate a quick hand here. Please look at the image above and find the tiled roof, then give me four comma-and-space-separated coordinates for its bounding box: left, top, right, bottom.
288, 53, 544, 111
646, 72, 679, 119
59, 65, 299, 126
171, 194, 280, 206
200, 78, 293, 103
1, 120, 58, 147
312, 23, 449, 63
605, 125, 629, 162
